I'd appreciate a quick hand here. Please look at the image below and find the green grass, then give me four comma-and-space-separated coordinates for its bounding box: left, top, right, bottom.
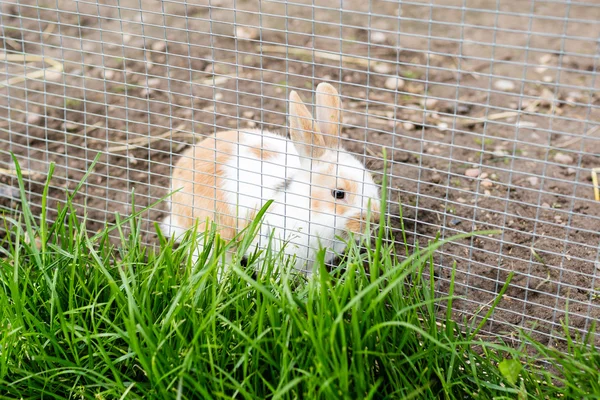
0, 154, 599, 399
64, 98, 82, 109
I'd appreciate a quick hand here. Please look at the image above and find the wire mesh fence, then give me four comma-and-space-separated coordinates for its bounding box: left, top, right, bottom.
1, 0, 599, 345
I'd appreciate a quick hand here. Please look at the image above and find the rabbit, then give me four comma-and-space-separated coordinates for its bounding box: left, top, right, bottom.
161, 82, 380, 273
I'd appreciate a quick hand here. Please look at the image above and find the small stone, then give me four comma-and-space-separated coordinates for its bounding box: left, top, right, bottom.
565, 91, 582, 105
103, 69, 115, 80
541, 202, 551, 209
542, 75, 554, 83
26, 113, 43, 125
370, 31, 387, 44
373, 63, 392, 74
215, 92, 223, 101
481, 178, 493, 188
490, 173, 499, 180
235, 26, 259, 40
494, 79, 515, 91
140, 88, 153, 97
494, 79, 515, 92
517, 121, 537, 128
493, 149, 509, 157
384, 76, 405, 91
247, 120, 257, 128
430, 173, 442, 184
526, 176, 539, 186
539, 88, 556, 106
62, 121, 79, 132
242, 110, 254, 119
535, 66, 548, 74
465, 168, 481, 178
457, 197, 466, 203
437, 122, 448, 131
457, 104, 471, 114
151, 41, 166, 52
553, 152, 574, 164
480, 172, 489, 179
421, 98, 438, 109
484, 190, 492, 196
402, 121, 415, 131
539, 54, 552, 64
204, 64, 214, 74
147, 78, 161, 88
565, 167, 576, 176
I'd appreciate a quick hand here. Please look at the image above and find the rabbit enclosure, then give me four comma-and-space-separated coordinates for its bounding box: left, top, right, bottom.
1, 0, 599, 345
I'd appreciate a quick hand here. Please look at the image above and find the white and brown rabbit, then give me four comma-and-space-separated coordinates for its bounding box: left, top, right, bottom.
162, 82, 380, 273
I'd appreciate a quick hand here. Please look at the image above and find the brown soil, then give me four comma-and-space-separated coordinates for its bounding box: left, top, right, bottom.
1, 0, 599, 344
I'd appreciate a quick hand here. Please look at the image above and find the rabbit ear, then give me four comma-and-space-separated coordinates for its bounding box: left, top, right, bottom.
315, 82, 342, 148
289, 90, 326, 160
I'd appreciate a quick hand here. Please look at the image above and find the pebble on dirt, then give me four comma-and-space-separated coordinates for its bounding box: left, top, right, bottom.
147, 78, 161, 88
553, 152, 574, 164
151, 41, 166, 52
103, 69, 115, 80
370, 31, 387, 44
402, 121, 416, 131
421, 98, 438, 109
465, 168, 481, 178
384, 77, 405, 91
430, 173, 442, 184
493, 79, 515, 91
26, 113, 43, 125
481, 178, 493, 188
235, 26, 259, 40
373, 63, 392, 74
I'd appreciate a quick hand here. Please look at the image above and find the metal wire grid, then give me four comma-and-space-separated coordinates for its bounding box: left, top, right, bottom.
1, 0, 599, 344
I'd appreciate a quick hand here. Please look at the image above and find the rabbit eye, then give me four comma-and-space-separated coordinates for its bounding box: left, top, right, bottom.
331, 189, 345, 200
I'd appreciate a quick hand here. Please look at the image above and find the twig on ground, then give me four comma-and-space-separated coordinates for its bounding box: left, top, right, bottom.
108, 123, 189, 153
0, 53, 64, 88
0, 166, 36, 177
261, 45, 371, 67
592, 168, 600, 202
42, 23, 56, 40
192, 75, 233, 86
552, 125, 600, 149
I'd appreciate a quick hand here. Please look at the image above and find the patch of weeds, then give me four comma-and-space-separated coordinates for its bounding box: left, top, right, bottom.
64, 98, 81, 109
474, 137, 494, 146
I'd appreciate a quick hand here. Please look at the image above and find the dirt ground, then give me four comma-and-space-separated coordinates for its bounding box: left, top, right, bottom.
1, 0, 600, 344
